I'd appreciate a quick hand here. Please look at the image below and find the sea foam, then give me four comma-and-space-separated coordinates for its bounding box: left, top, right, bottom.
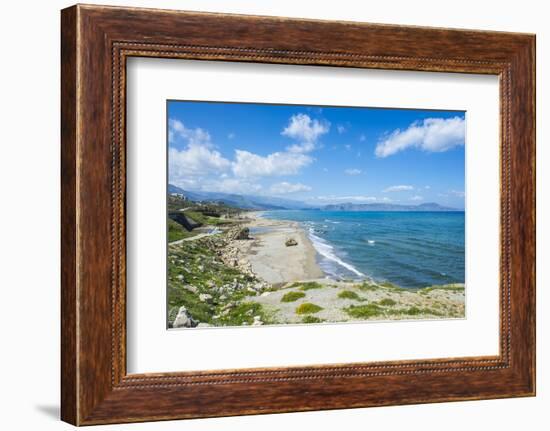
308, 228, 365, 277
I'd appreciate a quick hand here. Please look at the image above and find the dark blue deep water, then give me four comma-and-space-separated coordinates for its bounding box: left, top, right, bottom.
261, 210, 465, 289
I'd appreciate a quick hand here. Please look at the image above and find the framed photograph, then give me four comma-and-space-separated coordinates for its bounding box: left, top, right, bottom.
61, 4, 536, 425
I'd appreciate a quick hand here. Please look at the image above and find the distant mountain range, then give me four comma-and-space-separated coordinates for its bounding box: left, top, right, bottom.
168, 184, 310, 210
168, 184, 461, 212
321, 202, 459, 212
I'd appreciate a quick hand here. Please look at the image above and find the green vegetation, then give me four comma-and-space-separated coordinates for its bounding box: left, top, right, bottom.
216, 302, 272, 326
378, 298, 397, 306
302, 315, 325, 324
290, 281, 323, 291
168, 194, 243, 218
379, 281, 407, 292
167, 192, 465, 327
357, 281, 380, 292
419, 284, 465, 295
186, 210, 231, 226
344, 303, 384, 319
400, 306, 443, 317
167, 194, 194, 212
296, 303, 323, 315
344, 302, 446, 320
167, 237, 258, 326
168, 218, 197, 242
338, 290, 361, 300
281, 291, 306, 302
168, 288, 213, 323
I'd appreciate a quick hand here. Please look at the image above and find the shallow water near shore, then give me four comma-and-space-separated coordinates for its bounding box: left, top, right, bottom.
261, 210, 465, 289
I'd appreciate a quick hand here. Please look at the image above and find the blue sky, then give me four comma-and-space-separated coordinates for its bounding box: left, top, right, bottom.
168, 101, 466, 209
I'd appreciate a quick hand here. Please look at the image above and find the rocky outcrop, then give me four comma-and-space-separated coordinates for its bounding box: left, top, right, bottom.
173, 306, 198, 328
228, 227, 250, 240
285, 238, 298, 247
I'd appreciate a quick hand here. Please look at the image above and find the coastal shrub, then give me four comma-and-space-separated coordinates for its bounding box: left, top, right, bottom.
344, 303, 384, 319
281, 291, 306, 302
378, 298, 397, 306
401, 306, 443, 317
186, 210, 229, 226
338, 290, 361, 300
358, 281, 379, 291
167, 233, 264, 327
380, 281, 407, 292
168, 287, 213, 324
420, 284, 465, 294
218, 302, 270, 326
291, 281, 323, 291
296, 303, 323, 315
302, 315, 324, 324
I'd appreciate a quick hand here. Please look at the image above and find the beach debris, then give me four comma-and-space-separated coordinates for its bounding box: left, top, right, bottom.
285, 238, 298, 247
173, 306, 198, 328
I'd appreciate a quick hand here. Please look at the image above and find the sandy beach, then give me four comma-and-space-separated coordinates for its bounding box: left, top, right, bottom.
167, 208, 465, 328
239, 213, 324, 285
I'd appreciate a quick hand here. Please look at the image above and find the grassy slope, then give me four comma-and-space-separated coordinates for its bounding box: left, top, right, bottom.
167, 237, 272, 327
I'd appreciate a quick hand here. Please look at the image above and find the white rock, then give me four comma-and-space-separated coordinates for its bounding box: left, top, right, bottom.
173, 306, 198, 328
183, 284, 198, 294
199, 293, 213, 302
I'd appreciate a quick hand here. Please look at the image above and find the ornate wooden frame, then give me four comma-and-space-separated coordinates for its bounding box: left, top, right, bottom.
61, 4, 536, 426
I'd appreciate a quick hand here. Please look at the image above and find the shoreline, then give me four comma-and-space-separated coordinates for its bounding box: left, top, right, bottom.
233, 211, 325, 285
167, 208, 466, 328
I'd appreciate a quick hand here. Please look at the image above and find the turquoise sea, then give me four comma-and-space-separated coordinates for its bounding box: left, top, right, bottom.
261, 210, 465, 289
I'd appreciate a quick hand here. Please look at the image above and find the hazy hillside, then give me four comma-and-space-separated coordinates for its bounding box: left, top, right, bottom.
322, 202, 460, 211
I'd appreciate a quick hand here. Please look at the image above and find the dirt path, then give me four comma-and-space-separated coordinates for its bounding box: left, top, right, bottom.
169, 227, 221, 245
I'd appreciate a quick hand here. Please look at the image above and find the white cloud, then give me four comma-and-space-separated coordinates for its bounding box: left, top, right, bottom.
232, 149, 312, 178
337, 125, 346, 134
359, 134, 366, 142
287, 141, 316, 153
375, 116, 465, 157
270, 182, 312, 194
344, 144, 351, 150
424, 185, 431, 189
282, 113, 329, 153
344, 168, 362, 175
169, 118, 213, 147
227, 132, 235, 140
410, 195, 424, 201
169, 146, 231, 181
383, 184, 413, 192
208, 178, 262, 194
168, 119, 231, 181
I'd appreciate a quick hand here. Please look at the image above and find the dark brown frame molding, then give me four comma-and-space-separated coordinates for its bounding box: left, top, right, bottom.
61, 4, 536, 425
